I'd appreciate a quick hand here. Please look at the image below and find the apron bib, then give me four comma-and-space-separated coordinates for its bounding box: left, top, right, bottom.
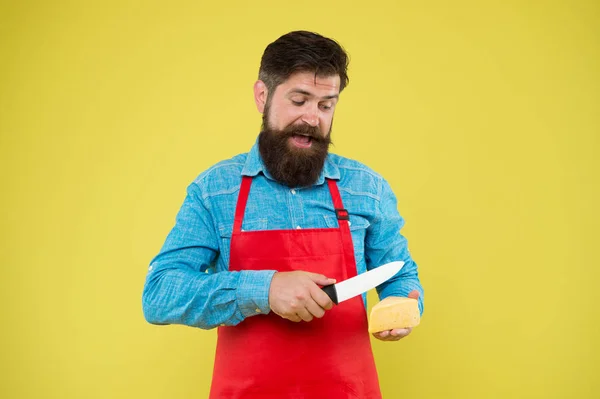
209, 177, 381, 398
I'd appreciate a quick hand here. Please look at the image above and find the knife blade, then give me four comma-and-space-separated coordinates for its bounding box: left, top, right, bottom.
321, 261, 404, 305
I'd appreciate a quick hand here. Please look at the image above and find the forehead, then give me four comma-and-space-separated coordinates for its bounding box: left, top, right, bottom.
277, 71, 340, 96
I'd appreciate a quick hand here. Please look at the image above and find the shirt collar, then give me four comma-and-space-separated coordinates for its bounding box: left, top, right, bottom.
242, 136, 340, 186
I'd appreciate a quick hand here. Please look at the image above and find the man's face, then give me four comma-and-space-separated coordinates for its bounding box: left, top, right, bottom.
264, 71, 340, 140
257, 72, 341, 188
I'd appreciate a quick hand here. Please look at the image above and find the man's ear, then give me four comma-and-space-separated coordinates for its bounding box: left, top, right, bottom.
253, 80, 268, 114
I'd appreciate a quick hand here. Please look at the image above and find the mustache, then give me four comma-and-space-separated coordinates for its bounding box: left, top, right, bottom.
278, 124, 332, 145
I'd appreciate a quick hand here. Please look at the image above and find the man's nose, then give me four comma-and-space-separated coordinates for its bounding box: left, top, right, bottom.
301, 107, 319, 127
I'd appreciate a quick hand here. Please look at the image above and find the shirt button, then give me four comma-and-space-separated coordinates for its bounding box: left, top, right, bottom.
348, 221, 352, 226
291, 189, 296, 195
296, 226, 301, 229
148, 265, 153, 271
255, 308, 262, 313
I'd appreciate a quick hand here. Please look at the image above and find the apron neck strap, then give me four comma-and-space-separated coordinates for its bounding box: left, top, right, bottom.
326, 179, 351, 229
326, 179, 344, 210
233, 176, 253, 234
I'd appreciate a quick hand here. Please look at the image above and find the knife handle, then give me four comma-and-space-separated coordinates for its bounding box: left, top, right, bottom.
321, 284, 339, 305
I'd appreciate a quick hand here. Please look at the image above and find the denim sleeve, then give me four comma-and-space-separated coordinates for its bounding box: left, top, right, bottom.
142, 183, 276, 329
365, 179, 424, 315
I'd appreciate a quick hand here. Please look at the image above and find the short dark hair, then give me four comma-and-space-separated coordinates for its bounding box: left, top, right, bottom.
258, 31, 349, 96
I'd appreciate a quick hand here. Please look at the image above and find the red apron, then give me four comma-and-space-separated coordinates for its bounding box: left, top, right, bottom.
209, 176, 381, 399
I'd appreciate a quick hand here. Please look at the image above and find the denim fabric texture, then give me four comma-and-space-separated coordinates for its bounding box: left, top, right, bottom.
142, 139, 424, 329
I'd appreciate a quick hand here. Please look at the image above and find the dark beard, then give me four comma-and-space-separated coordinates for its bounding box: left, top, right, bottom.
258, 122, 332, 188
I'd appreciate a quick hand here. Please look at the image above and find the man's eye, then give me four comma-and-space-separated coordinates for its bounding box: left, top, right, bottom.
320, 104, 332, 111
292, 100, 305, 106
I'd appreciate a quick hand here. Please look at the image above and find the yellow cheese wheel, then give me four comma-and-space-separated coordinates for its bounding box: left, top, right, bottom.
368, 296, 420, 333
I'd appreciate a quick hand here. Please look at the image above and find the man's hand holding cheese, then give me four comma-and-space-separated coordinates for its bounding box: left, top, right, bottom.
371, 290, 420, 341
142, 31, 424, 398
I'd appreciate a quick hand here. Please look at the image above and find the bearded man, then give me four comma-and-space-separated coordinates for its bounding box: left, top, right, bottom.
142, 31, 424, 399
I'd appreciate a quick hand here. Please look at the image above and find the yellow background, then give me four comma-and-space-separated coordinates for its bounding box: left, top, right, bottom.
1, 1, 598, 398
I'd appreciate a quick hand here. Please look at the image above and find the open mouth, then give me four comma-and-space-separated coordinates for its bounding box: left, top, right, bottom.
290, 134, 313, 148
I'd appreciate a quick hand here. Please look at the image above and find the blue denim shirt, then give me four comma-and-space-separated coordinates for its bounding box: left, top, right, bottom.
142, 139, 424, 329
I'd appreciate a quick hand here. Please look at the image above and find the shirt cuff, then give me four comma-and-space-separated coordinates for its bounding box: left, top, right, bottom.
236, 270, 277, 318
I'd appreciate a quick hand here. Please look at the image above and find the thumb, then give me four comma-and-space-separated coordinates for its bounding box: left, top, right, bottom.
309, 273, 336, 286
408, 290, 420, 300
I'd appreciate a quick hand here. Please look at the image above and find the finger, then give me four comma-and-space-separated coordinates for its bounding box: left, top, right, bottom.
296, 307, 313, 322
310, 284, 334, 310
408, 290, 419, 300
373, 329, 411, 341
305, 298, 326, 319
372, 331, 394, 342
275, 310, 301, 323
390, 328, 411, 338
308, 273, 336, 286
377, 330, 390, 338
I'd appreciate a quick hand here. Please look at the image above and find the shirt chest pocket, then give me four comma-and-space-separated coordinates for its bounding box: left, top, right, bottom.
323, 214, 370, 258
217, 218, 268, 268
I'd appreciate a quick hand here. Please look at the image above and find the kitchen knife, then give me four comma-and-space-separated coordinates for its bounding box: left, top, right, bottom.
321, 261, 404, 305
